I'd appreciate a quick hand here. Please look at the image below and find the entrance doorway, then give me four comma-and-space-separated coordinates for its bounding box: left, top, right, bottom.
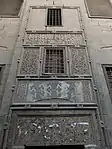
25, 145, 85, 149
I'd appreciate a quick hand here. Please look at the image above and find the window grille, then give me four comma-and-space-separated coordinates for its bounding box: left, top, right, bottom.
0, 67, 2, 72
106, 67, 112, 88
44, 48, 65, 74
103, 66, 112, 101
0, 66, 3, 83
47, 8, 62, 26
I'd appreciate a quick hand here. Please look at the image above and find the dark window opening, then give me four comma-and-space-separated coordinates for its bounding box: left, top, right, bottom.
103, 65, 112, 101
85, 0, 112, 18
0, 0, 23, 16
44, 48, 65, 74
105, 67, 112, 88
0, 67, 2, 72
25, 145, 85, 149
0, 66, 4, 84
47, 8, 62, 26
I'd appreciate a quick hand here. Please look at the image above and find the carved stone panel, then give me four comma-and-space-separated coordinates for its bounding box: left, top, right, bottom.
24, 33, 85, 46
69, 47, 90, 75
13, 79, 95, 103
7, 110, 99, 147
19, 48, 40, 75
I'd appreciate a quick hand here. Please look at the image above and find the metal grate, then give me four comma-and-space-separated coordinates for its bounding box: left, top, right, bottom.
106, 67, 112, 88
44, 48, 64, 74
104, 66, 112, 101
47, 8, 62, 26
0, 66, 3, 83
0, 67, 2, 72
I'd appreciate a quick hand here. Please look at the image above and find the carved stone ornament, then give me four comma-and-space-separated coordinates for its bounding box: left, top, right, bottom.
25, 33, 84, 46
69, 47, 90, 75
14, 80, 94, 103
7, 111, 98, 146
19, 48, 40, 75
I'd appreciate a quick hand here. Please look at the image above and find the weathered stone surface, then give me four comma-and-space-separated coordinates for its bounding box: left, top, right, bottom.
13, 79, 94, 103
25, 33, 85, 46
0, 0, 112, 148
7, 110, 98, 146
19, 47, 40, 75
69, 47, 90, 75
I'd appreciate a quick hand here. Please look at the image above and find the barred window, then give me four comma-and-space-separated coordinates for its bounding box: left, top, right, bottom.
44, 48, 65, 74
103, 65, 112, 101
0, 0, 23, 16
0, 65, 4, 83
0, 67, 2, 72
47, 8, 62, 26
85, 0, 112, 18
105, 67, 112, 87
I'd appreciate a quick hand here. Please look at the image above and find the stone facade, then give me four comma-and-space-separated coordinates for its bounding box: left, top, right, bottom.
0, 0, 112, 149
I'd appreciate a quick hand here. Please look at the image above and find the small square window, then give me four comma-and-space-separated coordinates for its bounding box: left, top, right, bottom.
0, 0, 23, 16
47, 8, 62, 26
43, 48, 65, 74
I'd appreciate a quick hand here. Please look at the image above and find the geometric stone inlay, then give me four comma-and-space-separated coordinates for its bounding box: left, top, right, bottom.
13, 79, 94, 103
19, 48, 40, 75
25, 33, 85, 46
70, 47, 90, 75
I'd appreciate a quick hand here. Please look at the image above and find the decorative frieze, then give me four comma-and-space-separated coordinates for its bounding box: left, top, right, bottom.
24, 33, 85, 46
13, 79, 94, 103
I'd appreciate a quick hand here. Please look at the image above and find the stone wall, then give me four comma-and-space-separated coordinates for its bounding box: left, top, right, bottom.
0, 0, 112, 148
